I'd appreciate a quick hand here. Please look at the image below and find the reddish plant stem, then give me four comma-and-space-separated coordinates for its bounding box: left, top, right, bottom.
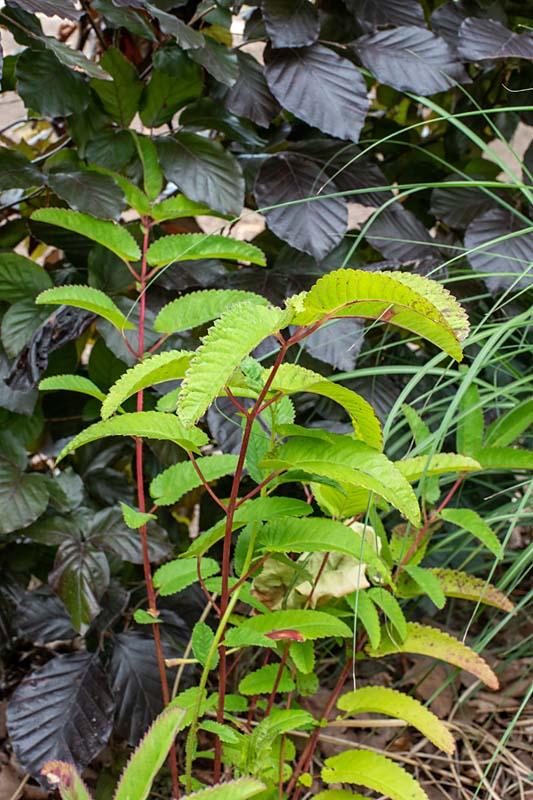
225, 386, 249, 417
398, 475, 465, 570
228, 554, 269, 597
214, 341, 289, 781
188, 451, 227, 512
235, 471, 280, 509
287, 658, 353, 798
264, 645, 290, 716
197, 556, 221, 616
135, 220, 180, 799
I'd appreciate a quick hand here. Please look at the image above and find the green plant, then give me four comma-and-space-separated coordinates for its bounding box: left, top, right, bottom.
0, 1, 531, 798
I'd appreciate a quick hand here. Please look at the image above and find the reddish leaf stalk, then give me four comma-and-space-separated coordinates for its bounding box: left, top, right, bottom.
214, 341, 289, 781
135, 220, 180, 799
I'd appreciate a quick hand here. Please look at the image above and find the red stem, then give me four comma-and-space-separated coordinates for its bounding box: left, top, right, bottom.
189, 451, 227, 512
214, 342, 290, 781
235, 471, 280, 509
135, 220, 180, 799
264, 646, 289, 716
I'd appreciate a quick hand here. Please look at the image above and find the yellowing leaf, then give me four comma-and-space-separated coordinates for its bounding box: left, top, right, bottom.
399, 568, 513, 613
338, 686, 455, 753
366, 622, 499, 690
322, 749, 429, 800
396, 453, 480, 481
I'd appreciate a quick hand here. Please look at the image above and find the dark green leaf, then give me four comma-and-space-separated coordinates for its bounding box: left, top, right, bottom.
16, 48, 90, 117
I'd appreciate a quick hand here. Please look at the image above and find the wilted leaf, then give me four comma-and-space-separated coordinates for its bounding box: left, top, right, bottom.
7, 653, 113, 779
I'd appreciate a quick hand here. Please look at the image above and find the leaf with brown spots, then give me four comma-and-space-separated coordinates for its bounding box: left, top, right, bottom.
398, 569, 514, 613
366, 622, 499, 690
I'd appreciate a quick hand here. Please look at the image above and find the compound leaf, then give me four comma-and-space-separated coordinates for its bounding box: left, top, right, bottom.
150, 454, 238, 507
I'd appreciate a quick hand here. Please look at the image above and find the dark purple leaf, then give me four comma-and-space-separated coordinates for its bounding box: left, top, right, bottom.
7, 0, 82, 20
208, 396, 254, 454
265, 44, 369, 142
458, 18, 533, 61
0, 147, 43, 190
254, 152, 348, 260
464, 209, 533, 292
180, 98, 266, 149
0, 434, 49, 535
344, 0, 425, 32
87, 507, 171, 564
157, 133, 244, 216
353, 26, 470, 96
49, 537, 110, 632
87, 582, 130, 640
7, 652, 113, 780
430, 1, 466, 48
365, 204, 441, 263
430, 177, 497, 228
225, 52, 280, 128
15, 587, 76, 644
524, 139, 533, 186
262, 0, 320, 48
46, 169, 125, 221
298, 318, 365, 371
289, 139, 392, 207
110, 631, 176, 744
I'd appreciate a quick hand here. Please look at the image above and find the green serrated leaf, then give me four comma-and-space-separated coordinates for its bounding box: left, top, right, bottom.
440, 508, 502, 557
31, 209, 141, 262
396, 453, 480, 481
182, 778, 266, 800
271, 364, 382, 451
150, 454, 237, 507
292, 269, 469, 361
367, 588, 407, 641
314, 792, 366, 800
101, 351, 192, 419
366, 622, 499, 689
263, 432, 421, 526
199, 720, 241, 744
154, 289, 268, 334
353, 590, 380, 649
225, 609, 352, 647
146, 234, 266, 268
290, 640, 314, 674
113, 706, 189, 800
57, 411, 208, 463
456, 378, 484, 456
91, 47, 142, 127
134, 609, 161, 624
484, 399, 533, 447
153, 557, 219, 597
40, 375, 106, 402
474, 447, 533, 471
338, 686, 455, 753
120, 502, 156, 530
398, 568, 513, 613
36, 285, 135, 331
192, 621, 217, 668
322, 749, 429, 800
239, 663, 295, 695
150, 194, 222, 222
404, 564, 446, 609
177, 302, 284, 425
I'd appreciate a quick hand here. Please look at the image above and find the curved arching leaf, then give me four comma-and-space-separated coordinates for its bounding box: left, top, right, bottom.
322, 749, 429, 800
263, 432, 421, 526
485, 399, 533, 447
150, 454, 238, 506
338, 686, 455, 753
398, 568, 514, 613
114, 707, 188, 800
271, 364, 382, 450
366, 622, 499, 689
36, 285, 135, 332
458, 18, 533, 61
396, 453, 481, 482
40, 375, 106, 402
177, 302, 284, 425
264, 44, 369, 143
146, 234, 266, 268
291, 269, 469, 361
31, 209, 141, 262
354, 26, 469, 95
225, 609, 352, 647
57, 412, 208, 463
101, 351, 192, 419
155, 290, 268, 334
439, 508, 502, 557
367, 587, 407, 641
403, 564, 446, 609
254, 152, 348, 261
